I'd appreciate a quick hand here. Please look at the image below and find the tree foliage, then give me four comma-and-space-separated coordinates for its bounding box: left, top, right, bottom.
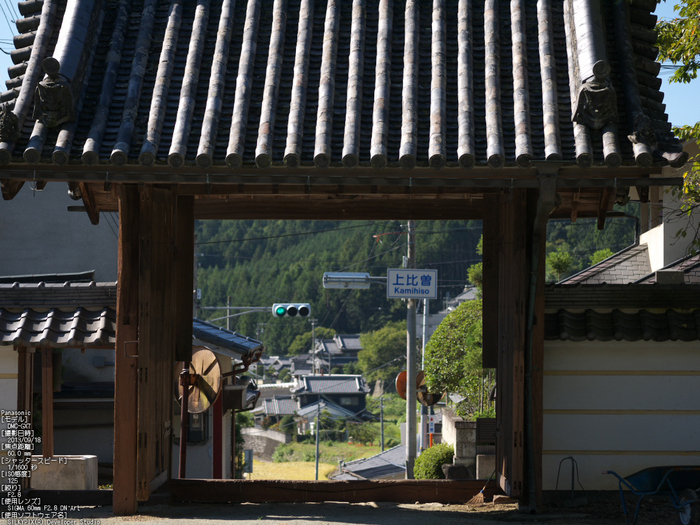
414, 443, 454, 480
288, 327, 337, 356
358, 321, 407, 385
657, 1, 700, 249
547, 250, 573, 282
424, 300, 492, 419
590, 248, 614, 266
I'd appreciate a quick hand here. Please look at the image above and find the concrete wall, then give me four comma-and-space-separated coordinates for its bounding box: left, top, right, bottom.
0, 183, 118, 281
0, 347, 18, 480
242, 428, 291, 460
543, 340, 700, 490
441, 408, 475, 468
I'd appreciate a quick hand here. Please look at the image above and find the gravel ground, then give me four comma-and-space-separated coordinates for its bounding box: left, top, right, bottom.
54, 495, 689, 525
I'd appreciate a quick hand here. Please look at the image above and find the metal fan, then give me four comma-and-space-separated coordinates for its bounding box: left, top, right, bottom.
175, 346, 222, 414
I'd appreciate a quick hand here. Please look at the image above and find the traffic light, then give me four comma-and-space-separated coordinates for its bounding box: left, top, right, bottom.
272, 303, 310, 318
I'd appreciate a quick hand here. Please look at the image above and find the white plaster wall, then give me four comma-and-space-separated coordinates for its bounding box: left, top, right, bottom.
61, 348, 116, 383
543, 340, 700, 490
0, 347, 18, 480
0, 184, 118, 281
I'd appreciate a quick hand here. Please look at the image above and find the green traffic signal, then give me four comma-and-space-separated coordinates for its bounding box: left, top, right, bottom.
271, 303, 310, 318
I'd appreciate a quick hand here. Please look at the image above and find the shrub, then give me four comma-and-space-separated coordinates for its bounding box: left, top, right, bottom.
414, 443, 454, 480
272, 444, 292, 463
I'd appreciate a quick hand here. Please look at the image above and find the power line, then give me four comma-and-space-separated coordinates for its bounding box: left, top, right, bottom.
195, 221, 384, 246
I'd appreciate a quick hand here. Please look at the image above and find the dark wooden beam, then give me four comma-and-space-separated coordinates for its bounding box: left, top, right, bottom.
17, 346, 34, 491
114, 184, 140, 515
1, 179, 24, 200
532, 235, 546, 508
597, 187, 613, 230
482, 193, 499, 369
175, 195, 194, 363
79, 181, 100, 225
496, 189, 529, 499
41, 348, 54, 458
168, 479, 503, 504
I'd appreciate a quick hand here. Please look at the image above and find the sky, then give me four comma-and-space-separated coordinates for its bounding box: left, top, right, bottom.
0, 2, 696, 127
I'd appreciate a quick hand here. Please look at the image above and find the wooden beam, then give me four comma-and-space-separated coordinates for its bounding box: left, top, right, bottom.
597, 187, 613, 230
41, 348, 54, 458
114, 184, 140, 516
1, 179, 24, 200
496, 188, 529, 499
17, 346, 34, 491
175, 195, 194, 362
79, 181, 100, 225
570, 189, 580, 223
532, 234, 546, 508
482, 193, 499, 369
169, 479, 503, 504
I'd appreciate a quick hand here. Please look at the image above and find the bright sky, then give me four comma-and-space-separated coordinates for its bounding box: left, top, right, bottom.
0, 2, 696, 127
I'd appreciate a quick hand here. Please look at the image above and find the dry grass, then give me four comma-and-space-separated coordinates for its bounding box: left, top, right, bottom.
248, 459, 337, 480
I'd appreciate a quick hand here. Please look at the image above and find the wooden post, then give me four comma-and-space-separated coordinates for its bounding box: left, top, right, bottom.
175, 195, 194, 363
532, 229, 546, 507
114, 184, 140, 515
138, 186, 177, 500
17, 346, 34, 491
482, 193, 500, 369
41, 348, 53, 458
213, 393, 223, 479
495, 188, 529, 498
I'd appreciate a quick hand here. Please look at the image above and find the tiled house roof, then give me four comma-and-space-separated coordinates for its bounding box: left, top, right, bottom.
0, 0, 686, 174
559, 244, 651, 285
292, 374, 370, 395
260, 395, 297, 416
635, 254, 700, 284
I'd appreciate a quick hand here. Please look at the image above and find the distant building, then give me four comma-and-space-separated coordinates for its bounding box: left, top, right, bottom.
292, 374, 370, 414
312, 334, 363, 373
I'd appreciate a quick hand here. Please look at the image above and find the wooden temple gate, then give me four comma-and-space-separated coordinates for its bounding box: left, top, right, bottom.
0, 0, 687, 516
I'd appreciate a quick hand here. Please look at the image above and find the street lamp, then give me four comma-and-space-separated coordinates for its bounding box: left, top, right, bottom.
322, 272, 386, 289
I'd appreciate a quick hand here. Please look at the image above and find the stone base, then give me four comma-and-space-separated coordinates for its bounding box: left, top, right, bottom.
30, 455, 98, 490
477, 454, 496, 480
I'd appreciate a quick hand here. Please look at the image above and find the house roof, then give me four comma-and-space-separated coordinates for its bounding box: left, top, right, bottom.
192, 317, 264, 358
0, 0, 686, 179
0, 305, 116, 348
331, 444, 406, 480
545, 308, 700, 342
296, 398, 358, 420
559, 243, 652, 285
260, 395, 297, 417
292, 374, 370, 395
0, 280, 117, 309
545, 284, 700, 310
635, 254, 700, 284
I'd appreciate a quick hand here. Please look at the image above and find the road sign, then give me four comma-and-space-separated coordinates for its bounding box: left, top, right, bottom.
387, 269, 437, 299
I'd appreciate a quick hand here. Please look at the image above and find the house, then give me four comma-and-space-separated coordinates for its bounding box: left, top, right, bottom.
312, 334, 363, 373
292, 374, 370, 416
0, 0, 689, 511
295, 398, 363, 435
255, 395, 297, 427
540, 166, 700, 492
331, 445, 406, 481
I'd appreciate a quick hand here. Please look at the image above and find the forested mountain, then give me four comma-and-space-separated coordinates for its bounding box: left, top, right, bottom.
195, 206, 638, 354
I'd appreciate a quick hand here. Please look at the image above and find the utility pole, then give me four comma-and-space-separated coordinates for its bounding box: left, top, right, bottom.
310, 318, 317, 374
420, 298, 429, 452
226, 296, 231, 331
315, 401, 321, 480
406, 220, 417, 478
380, 395, 385, 452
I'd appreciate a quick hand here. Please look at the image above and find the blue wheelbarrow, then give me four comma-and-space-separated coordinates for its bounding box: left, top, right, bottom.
605, 466, 700, 525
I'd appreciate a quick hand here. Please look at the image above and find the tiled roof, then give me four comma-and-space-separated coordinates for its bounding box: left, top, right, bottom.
559, 244, 651, 285
0, 306, 116, 348
0, 0, 686, 174
332, 444, 405, 480
193, 317, 264, 357
545, 284, 700, 310
261, 395, 297, 416
336, 334, 362, 351
293, 374, 370, 395
635, 254, 700, 284
0, 281, 117, 309
296, 398, 357, 419
545, 309, 700, 342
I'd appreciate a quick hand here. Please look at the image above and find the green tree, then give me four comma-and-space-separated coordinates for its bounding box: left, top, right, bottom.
547, 250, 573, 282
358, 321, 407, 386
288, 327, 337, 356
424, 300, 492, 419
590, 248, 614, 266
278, 368, 291, 383
657, 2, 700, 249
